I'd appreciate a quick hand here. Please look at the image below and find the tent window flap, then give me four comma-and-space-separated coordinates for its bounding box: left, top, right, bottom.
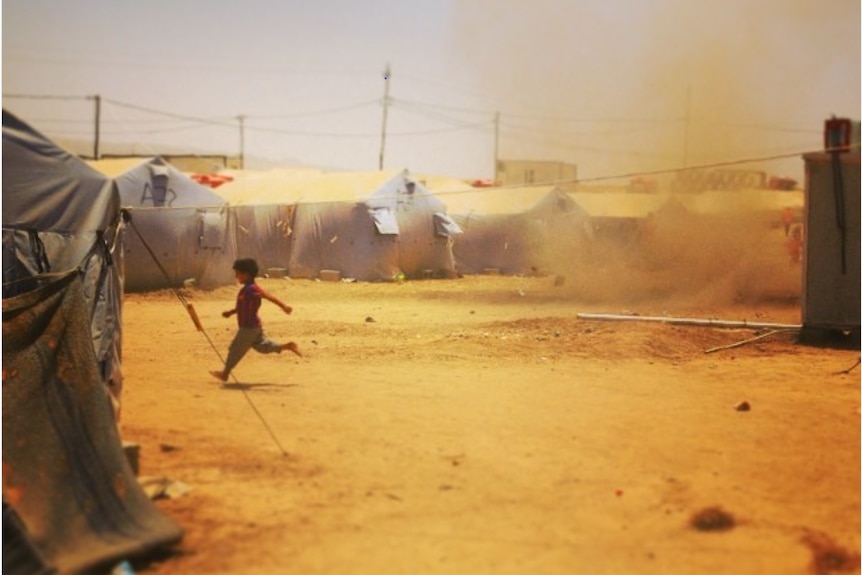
433, 212, 463, 237
199, 211, 224, 248
370, 208, 399, 235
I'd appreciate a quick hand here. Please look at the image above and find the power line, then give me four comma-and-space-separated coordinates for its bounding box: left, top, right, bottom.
393, 97, 492, 118
393, 94, 688, 126
3, 93, 90, 101
242, 120, 492, 138
36, 124, 214, 136
423, 144, 850, 196
101, 98, 236, 127
393, 100, 494, 131
573, 146, 857, 185
245, 99, 380, 120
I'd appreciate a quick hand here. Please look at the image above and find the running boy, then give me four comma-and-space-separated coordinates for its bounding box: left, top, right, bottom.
210, 258, 301, 382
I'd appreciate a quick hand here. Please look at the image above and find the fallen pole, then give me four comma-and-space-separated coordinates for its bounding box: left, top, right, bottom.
704, 328, 798, 354
576, 312, 802, 331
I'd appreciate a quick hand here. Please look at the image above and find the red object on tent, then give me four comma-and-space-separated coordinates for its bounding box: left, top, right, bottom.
190, 173, 234, 189
470, 179, 498, 188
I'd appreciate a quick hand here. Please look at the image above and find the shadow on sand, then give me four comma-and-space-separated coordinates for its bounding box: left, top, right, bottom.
220, 382, 299, 392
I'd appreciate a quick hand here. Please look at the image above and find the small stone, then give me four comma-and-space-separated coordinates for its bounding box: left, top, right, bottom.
735, 401, 751, 412
690, 506, 735, 531
365, 316, 376, 323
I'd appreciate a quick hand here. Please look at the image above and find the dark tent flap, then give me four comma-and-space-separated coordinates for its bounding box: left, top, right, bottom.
370, 207, 399, 235
433, 212, 462, 237
2, 111, 119, 234
2, 272, 182, 575
2, 110, 125, 404
3, 501, 55, 575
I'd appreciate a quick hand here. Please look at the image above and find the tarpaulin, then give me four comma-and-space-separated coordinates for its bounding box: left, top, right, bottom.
2, 272, 183, 575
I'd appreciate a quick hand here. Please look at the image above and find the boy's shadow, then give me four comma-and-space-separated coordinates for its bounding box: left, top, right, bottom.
221, 382, 299, 392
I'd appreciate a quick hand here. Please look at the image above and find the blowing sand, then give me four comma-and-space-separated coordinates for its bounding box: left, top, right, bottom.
119, 268, 859, 575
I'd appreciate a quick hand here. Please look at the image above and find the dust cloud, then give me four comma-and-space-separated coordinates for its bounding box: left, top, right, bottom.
448, 0, 859, 181
546, 209, 801, 310
446, 1, 840, 309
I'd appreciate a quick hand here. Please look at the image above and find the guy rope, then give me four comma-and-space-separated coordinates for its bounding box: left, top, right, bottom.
125, 212, 290, 456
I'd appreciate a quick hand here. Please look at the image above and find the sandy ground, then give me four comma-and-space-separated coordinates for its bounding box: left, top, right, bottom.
118, 274, 860, 575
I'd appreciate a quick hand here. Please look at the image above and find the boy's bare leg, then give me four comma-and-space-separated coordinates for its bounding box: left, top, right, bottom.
281, 342, 302, 357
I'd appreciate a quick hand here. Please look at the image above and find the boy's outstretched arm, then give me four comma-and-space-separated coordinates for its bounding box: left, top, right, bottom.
222, 308, 237, 318
261, 289, 293, 315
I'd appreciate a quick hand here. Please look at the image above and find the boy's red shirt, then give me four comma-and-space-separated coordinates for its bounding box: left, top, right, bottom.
236, 282, 263, 328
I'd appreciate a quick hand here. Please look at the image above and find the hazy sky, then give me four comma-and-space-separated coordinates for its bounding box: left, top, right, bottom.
3, 0, 860, 180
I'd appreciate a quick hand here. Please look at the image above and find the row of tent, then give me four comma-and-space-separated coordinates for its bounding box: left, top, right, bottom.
83, 155, 804, 292
1, 109, 805, 573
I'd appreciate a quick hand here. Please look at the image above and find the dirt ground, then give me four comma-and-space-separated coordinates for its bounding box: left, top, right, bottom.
119, 273, 860, 575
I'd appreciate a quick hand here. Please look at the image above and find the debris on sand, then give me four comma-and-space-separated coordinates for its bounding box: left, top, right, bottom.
735, 401, 751, 412
365, 316, 376, 323
138, 476, 192, 500
801, 530, 860, 575
689, 506, 735, 532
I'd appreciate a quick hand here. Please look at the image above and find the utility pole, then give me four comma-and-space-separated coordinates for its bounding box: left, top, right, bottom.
378, 64, 391, 171
90, 94, 101, 160
493, 110, 500, 182
237, 114, 246, 169
682, 85, 691, 167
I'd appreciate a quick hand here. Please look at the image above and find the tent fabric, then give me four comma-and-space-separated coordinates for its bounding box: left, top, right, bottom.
2, 110, 124, 402
210, 168, 323, 206
88, 157, 236, 291
287, 171, 458, 280
567, 191, 686, 243
2, 111, 119, 234
288, 202, 399, 280
215, 169, 459, 280
449, 212, 539, 274
230, 204, 293, 273
370, 208, 399, 235
2, 272, 182, 575
88, 157, 228, 208
569, 191, 678, 220
122, 208, 236, 290
440, 184, 565, 216
444, 186, 591, 275
433, 212, 462, 237
3, 501, 55, 575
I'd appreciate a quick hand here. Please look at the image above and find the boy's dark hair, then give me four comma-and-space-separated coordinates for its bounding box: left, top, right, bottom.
232, 258, 259, 278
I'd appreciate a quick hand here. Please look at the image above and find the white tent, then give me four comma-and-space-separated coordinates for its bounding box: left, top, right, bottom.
442, 185, 591, 275
213, 169, 461, 281
89, 157, 236, 290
